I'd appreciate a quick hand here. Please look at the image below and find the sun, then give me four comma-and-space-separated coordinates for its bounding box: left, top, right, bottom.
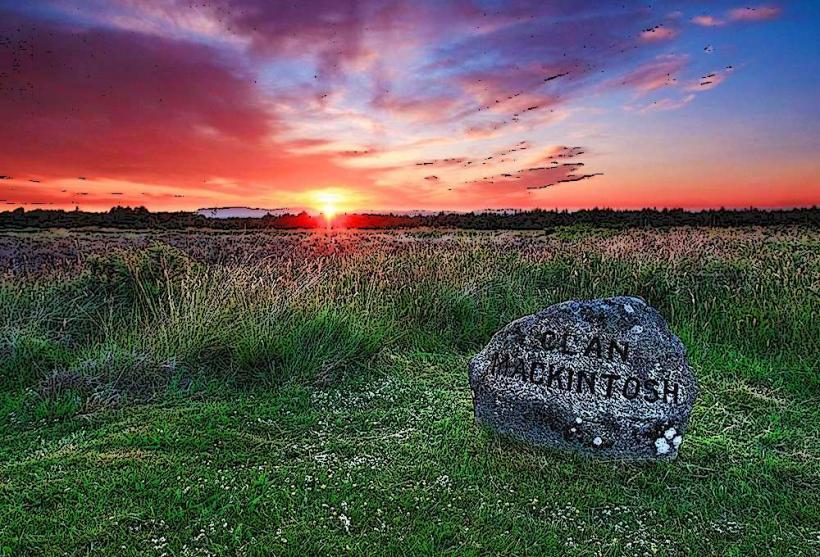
322, 202, 337, 220
310, 189, 347, 221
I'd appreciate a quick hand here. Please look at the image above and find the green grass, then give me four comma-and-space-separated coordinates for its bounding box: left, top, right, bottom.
0, 227, 818, 556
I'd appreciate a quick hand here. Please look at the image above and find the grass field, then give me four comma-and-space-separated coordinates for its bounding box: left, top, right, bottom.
0, 226, 818, 556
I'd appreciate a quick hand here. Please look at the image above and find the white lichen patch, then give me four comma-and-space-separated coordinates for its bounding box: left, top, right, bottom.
630, 325, 643, 334
593, 436, 603, 446
655, 437, 670, 454
575, 417, 583, 424
672, 435, 683, 448
664, 427, 677, 440
624, 303, 634, 314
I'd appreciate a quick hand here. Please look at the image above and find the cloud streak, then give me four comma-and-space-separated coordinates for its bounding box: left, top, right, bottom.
692, 4, 782, 27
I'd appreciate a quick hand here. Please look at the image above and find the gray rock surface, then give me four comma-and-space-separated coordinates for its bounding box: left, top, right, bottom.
469, 296, 698, 460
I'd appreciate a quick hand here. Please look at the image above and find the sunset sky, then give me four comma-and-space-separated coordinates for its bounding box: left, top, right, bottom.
1, 0, 818, 212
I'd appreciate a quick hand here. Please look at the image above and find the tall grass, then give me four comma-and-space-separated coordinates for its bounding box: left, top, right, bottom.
0, 226, 816, 419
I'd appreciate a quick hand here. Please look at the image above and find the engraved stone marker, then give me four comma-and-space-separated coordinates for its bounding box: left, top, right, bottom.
468, 296, 698, 460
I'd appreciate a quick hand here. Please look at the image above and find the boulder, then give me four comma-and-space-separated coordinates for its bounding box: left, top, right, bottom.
468, 296, 698, 460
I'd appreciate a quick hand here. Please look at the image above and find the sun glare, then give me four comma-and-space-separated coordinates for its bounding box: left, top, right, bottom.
323, 203, 337, 220
311, 189, 348, 222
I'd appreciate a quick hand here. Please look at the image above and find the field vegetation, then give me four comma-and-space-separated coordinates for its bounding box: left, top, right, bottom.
0, 226, 818, 556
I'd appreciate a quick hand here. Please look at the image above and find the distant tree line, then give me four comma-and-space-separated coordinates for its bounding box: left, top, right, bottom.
0, 206, 817, 230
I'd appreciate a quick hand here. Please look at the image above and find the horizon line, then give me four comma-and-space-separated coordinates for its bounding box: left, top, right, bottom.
3, 204, 819, 216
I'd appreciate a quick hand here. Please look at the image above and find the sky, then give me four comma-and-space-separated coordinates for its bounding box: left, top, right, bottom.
0, 0, 818, 213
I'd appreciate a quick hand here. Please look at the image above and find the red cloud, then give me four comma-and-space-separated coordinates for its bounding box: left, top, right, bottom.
0, 10, 378, 197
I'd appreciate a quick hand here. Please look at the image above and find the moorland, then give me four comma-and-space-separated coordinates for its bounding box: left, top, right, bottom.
0, 226, 817, 555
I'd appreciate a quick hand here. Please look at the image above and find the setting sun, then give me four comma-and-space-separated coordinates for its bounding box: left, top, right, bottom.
309, 189, 351, 221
